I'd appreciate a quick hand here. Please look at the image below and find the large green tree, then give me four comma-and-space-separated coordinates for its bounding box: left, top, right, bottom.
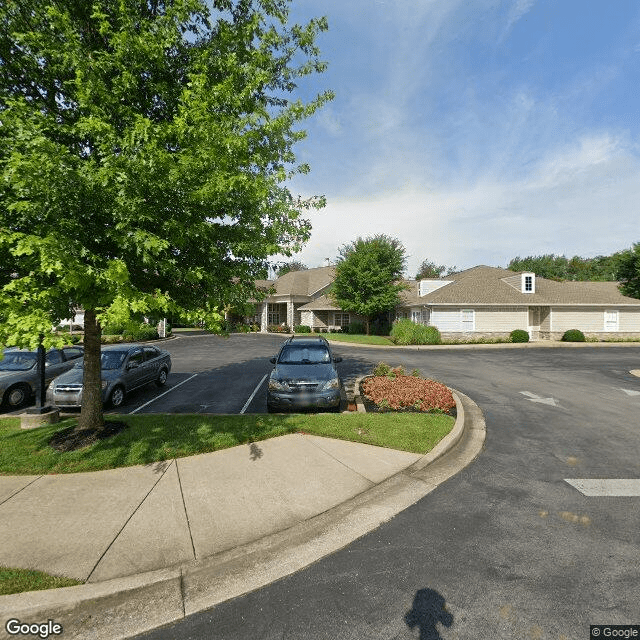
616, 242, 640, 299
0, 0, 332, 430
331, 235, 407, 335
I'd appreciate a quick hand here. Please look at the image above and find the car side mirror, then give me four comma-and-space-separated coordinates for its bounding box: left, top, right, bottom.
269, 357, 276, 364
128, 361, 139, 369
333, 356, 342, 363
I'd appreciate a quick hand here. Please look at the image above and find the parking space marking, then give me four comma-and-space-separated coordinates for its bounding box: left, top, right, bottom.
565, 479, 640, 496
128, 373, 199, 414
240, 374, 268, 414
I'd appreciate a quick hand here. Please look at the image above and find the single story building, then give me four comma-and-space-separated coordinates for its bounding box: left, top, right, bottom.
250, 265, 640, 340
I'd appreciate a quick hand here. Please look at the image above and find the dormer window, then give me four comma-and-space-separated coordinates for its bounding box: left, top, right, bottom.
522, 273, 535, 294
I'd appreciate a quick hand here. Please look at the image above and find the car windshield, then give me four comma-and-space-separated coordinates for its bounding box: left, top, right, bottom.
0, 352, 37, 371
278, 345, 331, 365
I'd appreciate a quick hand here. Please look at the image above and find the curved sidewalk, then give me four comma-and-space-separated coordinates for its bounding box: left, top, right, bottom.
0, 390, 485, 640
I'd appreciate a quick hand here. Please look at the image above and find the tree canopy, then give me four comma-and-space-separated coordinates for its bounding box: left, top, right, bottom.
507, 253, 623, 281
331, 235, 407, 335
616, 243, 640, 299
415, 259, 457, 280
0, 0, 332, 429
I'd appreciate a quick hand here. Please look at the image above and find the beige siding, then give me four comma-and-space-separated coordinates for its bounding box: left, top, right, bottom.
620, 308, 640, 331
551, 307, 607, 332
475, 307, 528, 332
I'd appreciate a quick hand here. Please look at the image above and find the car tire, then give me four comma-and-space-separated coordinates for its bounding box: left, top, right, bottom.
4, 383, 30, 409
155, 368, 168, 387
109, 385, 125, 408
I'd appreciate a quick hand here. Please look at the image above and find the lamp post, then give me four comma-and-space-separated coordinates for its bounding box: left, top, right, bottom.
26, 334, 53, 415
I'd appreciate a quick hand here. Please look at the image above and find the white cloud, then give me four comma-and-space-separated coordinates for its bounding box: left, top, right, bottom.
292, 133, 640, 275
500, 0, 537, 41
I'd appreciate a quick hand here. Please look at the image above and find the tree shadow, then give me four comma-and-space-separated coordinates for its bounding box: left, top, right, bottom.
404, 588, 453, 640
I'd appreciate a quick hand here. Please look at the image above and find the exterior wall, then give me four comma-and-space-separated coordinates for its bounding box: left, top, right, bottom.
540, 308, 551, 332
475, 307, 528, 332
550, 307, 627, 333
620, 308, 640, 332
430, 307, 527, 333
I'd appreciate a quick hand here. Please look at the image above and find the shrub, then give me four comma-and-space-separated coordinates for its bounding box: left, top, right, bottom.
250, 323, 260, 332
268, 324, 291, 333
372, 361, 392, 377
121, 322, 159, 341
411, 368, 421, 377
561, 329, 586, 342
347, 321, 365, 335
390, 319, 441, 345
294, 325, 311, 333
510, 329, 530, 343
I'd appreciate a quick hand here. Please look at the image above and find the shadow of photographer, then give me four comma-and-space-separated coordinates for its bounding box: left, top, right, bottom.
404, 588, 453, 639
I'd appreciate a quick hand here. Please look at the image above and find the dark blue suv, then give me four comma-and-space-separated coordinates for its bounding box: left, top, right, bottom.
267, 336, 343, 413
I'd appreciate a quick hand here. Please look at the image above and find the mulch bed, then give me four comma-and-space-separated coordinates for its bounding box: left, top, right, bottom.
360, 375, 457, 417
49, 421, 129, 452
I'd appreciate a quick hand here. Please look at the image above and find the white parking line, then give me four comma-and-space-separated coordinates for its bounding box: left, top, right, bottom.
128, 373, 199, 415
240, 374, 268, 414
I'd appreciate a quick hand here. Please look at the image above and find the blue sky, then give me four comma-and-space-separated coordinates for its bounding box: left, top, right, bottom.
280, 0, 640, 278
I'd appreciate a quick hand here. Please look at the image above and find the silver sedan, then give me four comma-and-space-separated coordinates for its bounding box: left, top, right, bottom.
0, 346, 85, 409
47, 343, 171, 409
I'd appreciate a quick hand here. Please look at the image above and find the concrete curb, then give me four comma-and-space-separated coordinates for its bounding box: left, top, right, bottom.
0, 390, 486, 640
325, 339, 640, 350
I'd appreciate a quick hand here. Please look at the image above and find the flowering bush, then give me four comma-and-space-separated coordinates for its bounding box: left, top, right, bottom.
361, 370, 455, 413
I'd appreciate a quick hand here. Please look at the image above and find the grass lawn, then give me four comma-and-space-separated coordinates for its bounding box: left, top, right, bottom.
0, 566, 82, 596
0, 411, 454, 475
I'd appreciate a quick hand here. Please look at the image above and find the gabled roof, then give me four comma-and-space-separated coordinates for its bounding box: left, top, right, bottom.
401, 265, 640, 306
298, 294, 340, 311
269, 266, 335, 297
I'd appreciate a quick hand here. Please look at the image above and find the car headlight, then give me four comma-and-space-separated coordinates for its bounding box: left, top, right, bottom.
268, 378, 291, 392
322, 378, 340, 391
101, 380, 109, 389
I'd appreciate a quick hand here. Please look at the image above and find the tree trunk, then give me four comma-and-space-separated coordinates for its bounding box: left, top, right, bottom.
77, 308, 104, 432
365, 317, 371, 335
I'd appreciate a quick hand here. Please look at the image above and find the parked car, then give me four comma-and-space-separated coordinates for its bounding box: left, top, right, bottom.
47, 344, 171, 409
0, 346, 85, 409
267, 336, 343, 413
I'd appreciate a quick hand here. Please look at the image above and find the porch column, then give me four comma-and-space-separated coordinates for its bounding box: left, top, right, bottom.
287, 301, 294, 330
261, 302, 268, 333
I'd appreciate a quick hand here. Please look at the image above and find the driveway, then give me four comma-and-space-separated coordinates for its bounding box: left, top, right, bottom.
132, 339, 640, 639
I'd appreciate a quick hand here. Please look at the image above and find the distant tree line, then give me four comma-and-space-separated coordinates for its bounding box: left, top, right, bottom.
508, 253, 625, 282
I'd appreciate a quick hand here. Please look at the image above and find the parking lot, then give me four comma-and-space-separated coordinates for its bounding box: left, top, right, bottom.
0, 332, 367, 417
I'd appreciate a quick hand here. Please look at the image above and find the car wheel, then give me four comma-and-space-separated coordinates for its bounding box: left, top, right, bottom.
4, 383, 30, 409
109, 385, 125, 408
155, 368, 168, 387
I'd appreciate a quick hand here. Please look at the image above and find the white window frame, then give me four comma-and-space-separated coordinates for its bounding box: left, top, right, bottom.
604, 310, 619, 332
333, 312, 350, 327
461, 309, 475, 331
411, 309, 422, 324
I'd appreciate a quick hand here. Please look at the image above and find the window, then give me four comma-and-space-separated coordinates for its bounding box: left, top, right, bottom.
128, 349, 144, 366
524, 276, 533, 292
62, 347, 83, 361
334, 313, 350, 327
45, 351, 63, 365
267, 304, 281, 325
143, 346, 160, 361
604, 310, 619, 332
461, 309, 475, 331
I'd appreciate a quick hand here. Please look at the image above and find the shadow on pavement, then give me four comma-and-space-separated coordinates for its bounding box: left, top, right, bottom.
404, 588, 453, 640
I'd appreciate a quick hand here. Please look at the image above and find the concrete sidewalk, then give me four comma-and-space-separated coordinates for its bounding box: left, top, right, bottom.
0, 391, 486, 640
0, 434, 422, 584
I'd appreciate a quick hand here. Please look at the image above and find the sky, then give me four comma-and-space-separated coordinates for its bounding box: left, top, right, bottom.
277, 0, 640, 278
